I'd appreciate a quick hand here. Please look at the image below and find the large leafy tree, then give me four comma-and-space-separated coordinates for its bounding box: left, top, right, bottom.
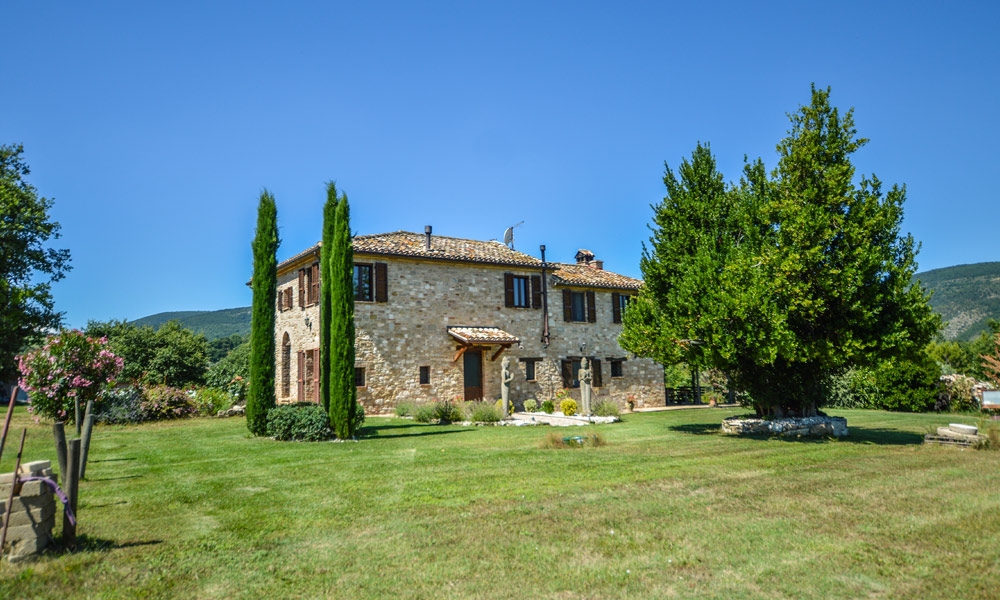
84, 319, 209, 386
623, 86, 938, 418
247, 190, 279, 435
1, 144, 71, 382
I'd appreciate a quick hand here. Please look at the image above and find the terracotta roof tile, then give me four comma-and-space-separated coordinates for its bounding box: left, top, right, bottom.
550, 263, 642, 291
447, 326, 520, 345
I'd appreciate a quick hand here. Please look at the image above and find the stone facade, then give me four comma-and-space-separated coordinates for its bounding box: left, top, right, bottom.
274, 232, 665, 414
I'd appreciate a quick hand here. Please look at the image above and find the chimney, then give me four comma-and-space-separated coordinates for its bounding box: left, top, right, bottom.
591, 260, 603, 270
574, 249, 595, 265
425, 225, 432, 250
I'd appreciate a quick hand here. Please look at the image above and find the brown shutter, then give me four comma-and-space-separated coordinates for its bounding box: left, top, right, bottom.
375, 263, 388, 303
277, 291, 283, 312
592, 359, 602, 388
531, 275, 542, 309
297, 351, 305, 401
504, 273, 514, 307
561, 360, 572, 388
612, 292, 621, 323
312, 348, 321, 403
286, 289, 293, 310
563, 289, 572, 322
298, 269, 305, 307
310, 263, 320, 305
587, 291, 596, 322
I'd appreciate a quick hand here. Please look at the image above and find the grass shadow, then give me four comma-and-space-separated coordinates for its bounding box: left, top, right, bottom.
89, 457, 136, 463
87, 474, 143, 482
362, 427, 476, 440
669, 423, 924, 446
669, 423, 723, 436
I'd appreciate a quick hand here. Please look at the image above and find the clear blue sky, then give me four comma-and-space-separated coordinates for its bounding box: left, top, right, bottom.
4, 1, 998, 328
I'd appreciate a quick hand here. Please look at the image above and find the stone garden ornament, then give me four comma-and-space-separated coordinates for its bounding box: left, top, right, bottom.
501, 356, 514, 417
579, 358, 592, 416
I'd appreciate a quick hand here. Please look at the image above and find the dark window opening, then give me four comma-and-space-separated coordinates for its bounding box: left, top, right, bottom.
354, 367, 366, 387
419, 366, 430, 385
610, 359, 624, 378
512, 276, 529, 307
520, 358, 537, 381
571, 292, 585, 321
354, 264, 373, 301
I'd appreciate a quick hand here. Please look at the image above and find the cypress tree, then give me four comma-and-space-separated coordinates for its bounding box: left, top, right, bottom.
247, 189, 279, 436
329, 193, 361, 438
319, 182, 339, 413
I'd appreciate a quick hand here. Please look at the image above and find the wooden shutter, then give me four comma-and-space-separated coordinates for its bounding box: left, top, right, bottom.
592, 359, 602, 388
612, 292, 621, 323
298, 269, 305, 307
286, 289, 293, 310
310, 263, 320, 305
504, 273, 514, 307
531, 275, 542, 309
561, 360, 573, 388
586, 291, 596, 323
297, 351, 305, 401
375, 263, 388, 303
312, 348, 321, 403
563, 289, 572, 322
277, 292, 283, 312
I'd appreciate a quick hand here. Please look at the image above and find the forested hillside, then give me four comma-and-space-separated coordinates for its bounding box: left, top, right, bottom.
916, 262, 1000, 340
131, 307, 251, 340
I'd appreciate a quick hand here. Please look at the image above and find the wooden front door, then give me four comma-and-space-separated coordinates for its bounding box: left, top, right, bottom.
463, 349, 483, 401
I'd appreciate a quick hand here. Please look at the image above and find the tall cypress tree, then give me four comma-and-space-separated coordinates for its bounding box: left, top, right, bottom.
247, 189, 279, 436
319, 182, 339, 413
329, 193, 361, 438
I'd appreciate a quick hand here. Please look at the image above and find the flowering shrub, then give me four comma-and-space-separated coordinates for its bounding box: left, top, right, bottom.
495, 398, 514, 415
523, 399, 538, 412
560, 399, 578, 416
192, 387, 234, 416
140, 385, 197, 421
17, 330, 123, 423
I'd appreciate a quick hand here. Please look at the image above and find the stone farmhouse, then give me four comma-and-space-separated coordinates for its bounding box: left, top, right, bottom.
274, 229, 665, 414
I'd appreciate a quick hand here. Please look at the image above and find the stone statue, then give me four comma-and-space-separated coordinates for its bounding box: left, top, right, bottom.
501, 356, 514, 417
579, 358, 593, 416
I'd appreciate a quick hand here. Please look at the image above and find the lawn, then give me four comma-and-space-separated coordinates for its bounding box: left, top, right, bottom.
1, 407, 998, 599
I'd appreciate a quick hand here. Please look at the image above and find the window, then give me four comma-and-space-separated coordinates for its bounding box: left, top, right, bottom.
354, 367, 366, 387
520, 358, 538, 381
354, 264, 373, 301
419, 366, 430, 385
299, 263, 320, 307
563, 289, 595, 322
612, 293, 632, 323
610, 359, 624, 378
297, 348, 320, 403
280, 333, 291, 397
504, 273, 539, 308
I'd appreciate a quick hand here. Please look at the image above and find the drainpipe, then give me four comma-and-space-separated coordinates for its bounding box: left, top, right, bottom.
425, 225, 432, 250
540, 244, 550, 346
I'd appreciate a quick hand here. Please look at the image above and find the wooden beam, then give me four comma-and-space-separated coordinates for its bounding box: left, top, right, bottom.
453, 345, 470, 363
490, 344, 511, 362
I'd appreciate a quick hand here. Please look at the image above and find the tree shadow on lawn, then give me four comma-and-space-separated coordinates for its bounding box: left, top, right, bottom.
670, 423, 924, 446
359, 424, 477, 440
41, 535, 163, 557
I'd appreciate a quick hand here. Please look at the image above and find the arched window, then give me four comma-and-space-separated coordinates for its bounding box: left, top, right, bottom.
281, 333, 291, 397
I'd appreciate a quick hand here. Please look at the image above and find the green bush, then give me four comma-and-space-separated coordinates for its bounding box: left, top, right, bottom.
541, 400, 555, 414
524, 399, 538, 412
434, 400, 463, 423
827, 368, 880, 409
206, 341, 250, 393
560, 399, 577, 416
469, 402, 502, 423
265, 404, 332, 441
413, 403, 437, 423
193, 387, 233, 416
94, 386, 147, 425
495, 398, 513, 416
395, 401, 417, 417
872, 354, 940, 412
592, 399, 620, 417
141, 385, 197, 421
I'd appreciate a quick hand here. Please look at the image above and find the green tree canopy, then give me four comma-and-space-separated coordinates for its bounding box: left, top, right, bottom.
622, 86, 939, 417
1, 144, 71, 382
85, 319, 209, 387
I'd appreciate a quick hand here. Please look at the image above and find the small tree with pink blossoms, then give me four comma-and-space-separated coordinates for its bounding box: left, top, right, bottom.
17, 329, 123, 426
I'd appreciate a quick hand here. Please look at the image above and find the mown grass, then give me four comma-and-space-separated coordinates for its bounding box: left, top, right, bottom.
1, 407, 998, 599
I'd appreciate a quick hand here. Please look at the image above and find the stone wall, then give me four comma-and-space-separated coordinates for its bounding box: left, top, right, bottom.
275, 254, 665, 414
0, 460, 57, 562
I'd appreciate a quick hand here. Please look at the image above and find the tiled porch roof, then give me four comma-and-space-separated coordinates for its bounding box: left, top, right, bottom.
550, 263, 643, 291
447, 326, 521, 345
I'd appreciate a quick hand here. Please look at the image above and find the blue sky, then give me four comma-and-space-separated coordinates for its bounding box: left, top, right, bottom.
4, 1, 998, 328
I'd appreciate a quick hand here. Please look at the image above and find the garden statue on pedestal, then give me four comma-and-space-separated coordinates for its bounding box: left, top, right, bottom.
579, 358, 592, 416
501, 356, 514, 418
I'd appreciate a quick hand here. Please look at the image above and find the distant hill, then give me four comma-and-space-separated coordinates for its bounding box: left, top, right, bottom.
916, 262, 1000, 341
131, 307, 251, 340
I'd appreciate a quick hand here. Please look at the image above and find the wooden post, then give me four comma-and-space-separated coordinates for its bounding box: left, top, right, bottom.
53, 422, 68, 487
74, 398, 81, 437
0, 385, 18, 464
63, 438, 81, 548
0, 429, 27, 559
80, 400, 95, 480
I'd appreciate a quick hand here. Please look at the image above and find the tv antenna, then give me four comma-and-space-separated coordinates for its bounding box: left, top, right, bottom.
503, 221, 524, 249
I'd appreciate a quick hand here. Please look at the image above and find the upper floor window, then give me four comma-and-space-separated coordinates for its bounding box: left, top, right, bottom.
298, 262, 320, 307
354, 264, 373, 301
505, 273, 541, 309
612, 292, 633, 324
563, 289, 595, 322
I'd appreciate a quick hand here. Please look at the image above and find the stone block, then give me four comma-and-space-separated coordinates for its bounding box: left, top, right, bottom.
0, 493, 54, 515
2, 515, 54, 543
948, 423, 977, 436
3, 533, 51, 560
0, 502, 55, 528
0, 479, 48, 498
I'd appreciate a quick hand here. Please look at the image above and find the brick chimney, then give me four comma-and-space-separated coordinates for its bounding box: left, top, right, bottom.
574, 249, 602, 269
